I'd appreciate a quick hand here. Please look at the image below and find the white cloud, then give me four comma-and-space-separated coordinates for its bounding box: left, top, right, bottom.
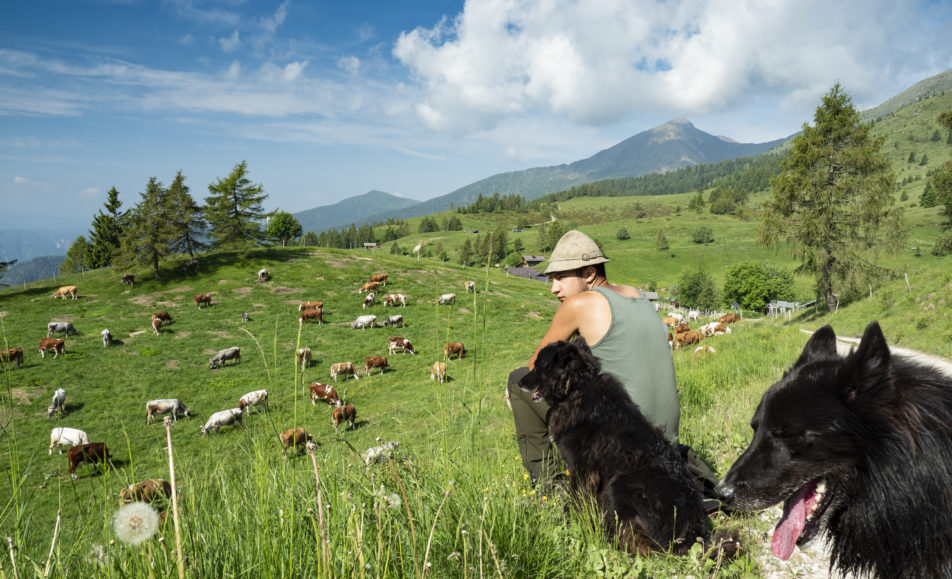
282, 61, 307, 81
79, 186, 100, 197
338, 55, 361, 75
13, 176, 27, 184
163, 0, 239, 27
394, 0, 952, 132
219, 29, 240, 53
179, 34, 194, 46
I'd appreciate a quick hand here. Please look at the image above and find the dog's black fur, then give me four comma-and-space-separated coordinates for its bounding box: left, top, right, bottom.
520, 338, 710, 555
718, 321, 952, 578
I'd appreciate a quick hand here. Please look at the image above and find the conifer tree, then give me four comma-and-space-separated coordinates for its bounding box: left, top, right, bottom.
204, 161, 271, 251
61, 236, 91, 275
655, 229, 669, 251
120, 177, 175, 278
87, 187, 125, 269
167, 171, 208, 261
929, 111, 952, 237
760, 83, 904, 310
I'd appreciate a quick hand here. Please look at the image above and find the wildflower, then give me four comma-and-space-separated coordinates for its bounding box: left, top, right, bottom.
113, 502, 160, 546
448, 552, 462, 561
386, 493, 401, 509
523, 473, 529, 480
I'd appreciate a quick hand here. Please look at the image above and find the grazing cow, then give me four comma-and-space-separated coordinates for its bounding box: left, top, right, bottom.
309, 382, 342, 407
38, 338, 66, 358
238, 389, 269, 413
363, 440, 399, 465
673, 323, 691, 334
101, 328, 112, 347
194, 293, 213, 308
464, 280, 476, 293
362, 292, 376, 309
0, 347, 24, 370
200, 408, 243, 436
359, 281, 380, 294
383, 293, 406, 307
438, 293, 456, 305
368, 273, 388, 285
51, 285, 78, 300
121, 479, 171, 506
300, 309, 324, 324
257, 268, 270, 282
718, 313, 741, 324
279, 428, 313, 456
146, 399, 191, 424
365, 356, 388, 376
687, 310, 701, 322
668, 312, 685, 324
693, 345, 717, 361
153, 311, 173, 324
387, 337, 416, 355
49, 427, 89, 454
47, 321, 77, 337
674, 330, 702, 350
181, 260, 199, 274
431, 361, 447, 384
241, 312, 249, 322
295, 347, 312, 370
152, 317, 163, 335
333, 404, 357, 432
330, 362, 359, 382
383, 314, 404, 328
299, 301, 324, 311
47, 389, 67, 417
661, 317, 682, 327
67, 442, 111, 479
351, 314, 376, 330
700, 322, 731, 337
121, 274, 135, 286
209, 346, 241, 369
443, 342, 466, 360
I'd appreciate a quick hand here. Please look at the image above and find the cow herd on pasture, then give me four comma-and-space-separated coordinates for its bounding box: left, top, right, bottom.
1, 269, 474, 489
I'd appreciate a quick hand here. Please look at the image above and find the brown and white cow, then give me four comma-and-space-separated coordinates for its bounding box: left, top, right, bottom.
299, 301, 324, 311
279, 428, 313, 456
700, 322, 731, 337
362, 292, 376, 309
120, 479, 171, 506
464, 280, 476, 293
194, 293, 213, 308
0, 347, 23, 370
692, 345, 717, 361
443, 342, 466, 360
388, 336, 416, 355
146, 399, 191, 424
718, 313, 741, 324
153, 311, 173, 324
674, 330, 702, 350
152, 316, 163, 335
383, 293, 406, 307
121, 274, 135, 286
365, 356, 388, 376
431, 361, 447, 384
295, 347, 312, 370
330, 362, 359, 382
368, 273, 388, 285
309, 382, 342, 407
299, 309, 324, 324
68, 442, 111, 479
38, 338, 66, 358
51, 285, 78, 300
238, 389, 269, 413
359, 281, 380, 293
332, 404, 357, 432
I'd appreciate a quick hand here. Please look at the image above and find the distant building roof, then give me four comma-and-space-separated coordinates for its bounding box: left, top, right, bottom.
506, 267, 549, 283
643, 291, 659, 301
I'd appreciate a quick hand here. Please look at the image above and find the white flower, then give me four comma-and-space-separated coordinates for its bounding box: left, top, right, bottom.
113, 502, 160, 546
386, 493, 402, 509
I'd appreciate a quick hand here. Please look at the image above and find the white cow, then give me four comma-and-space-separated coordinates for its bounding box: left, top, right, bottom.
49, 427, 89, 454
438, 293, 456, 305
101, 328, 112, 347
146, 399, 191, 424
209, 346, 241, 369
47, 388, 66, 417
238, 389, 269, 413
687, 310, 701, 322
351, 315, 377, 330
201, 408, 243, 436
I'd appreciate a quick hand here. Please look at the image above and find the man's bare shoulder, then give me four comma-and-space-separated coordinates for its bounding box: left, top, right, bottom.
603, 283, 641, 298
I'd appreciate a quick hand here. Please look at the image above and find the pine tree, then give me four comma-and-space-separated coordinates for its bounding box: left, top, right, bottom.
760, 83, 904, 310
655, 229, 669, 251
61, 236, 91, 275
119, 177, 176, 278
459, 239, 473, 266
204, 161, 272, 251
87, 187, 126, 269
167, 171, 208, 261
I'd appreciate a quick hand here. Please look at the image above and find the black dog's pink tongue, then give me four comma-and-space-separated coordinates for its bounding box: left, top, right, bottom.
772, 485, 809, 560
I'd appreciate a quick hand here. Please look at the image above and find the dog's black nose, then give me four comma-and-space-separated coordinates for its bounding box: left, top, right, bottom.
714, 481, 734, 503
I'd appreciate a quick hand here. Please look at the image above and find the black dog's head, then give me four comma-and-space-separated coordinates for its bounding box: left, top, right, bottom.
519, 338, 601, 406
716, 321, 894, 560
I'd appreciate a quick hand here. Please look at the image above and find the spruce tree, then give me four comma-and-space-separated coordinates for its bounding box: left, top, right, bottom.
204, 161, 271, 251
120, 177, 175, 278
760, 83, 904, 310
87, 187, 125, 269
61, 236, 91, 275
167, 171, 208, 261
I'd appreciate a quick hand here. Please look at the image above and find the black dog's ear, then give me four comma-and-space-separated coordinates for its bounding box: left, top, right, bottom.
843, 321, 891, 401
566, 339, 600, 380
796, 325, 838, 366
574, 336, 589, 351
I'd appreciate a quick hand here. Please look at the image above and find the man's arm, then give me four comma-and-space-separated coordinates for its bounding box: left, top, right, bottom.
528, 293, 595, 369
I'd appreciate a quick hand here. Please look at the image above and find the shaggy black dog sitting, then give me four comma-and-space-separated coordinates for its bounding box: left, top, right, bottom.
520, 338, 710, 555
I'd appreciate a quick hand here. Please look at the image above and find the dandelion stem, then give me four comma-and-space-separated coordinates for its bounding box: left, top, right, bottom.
306, 443, 330, 576
42, 510, 61, 577
421, 488, 452, 579
164, 418, 186, 579
5, 537, 18, 579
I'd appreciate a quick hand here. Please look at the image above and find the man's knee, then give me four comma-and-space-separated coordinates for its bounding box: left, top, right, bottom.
507, 367, 530, 397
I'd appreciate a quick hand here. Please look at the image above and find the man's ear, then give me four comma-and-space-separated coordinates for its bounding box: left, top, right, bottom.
580, 266, 597, 283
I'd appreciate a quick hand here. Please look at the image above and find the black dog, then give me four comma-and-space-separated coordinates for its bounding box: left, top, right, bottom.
718, 321, 952, 578
520, 338, 710, 555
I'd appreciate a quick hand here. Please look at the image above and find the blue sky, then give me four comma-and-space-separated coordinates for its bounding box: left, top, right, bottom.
2, 0, 951, 235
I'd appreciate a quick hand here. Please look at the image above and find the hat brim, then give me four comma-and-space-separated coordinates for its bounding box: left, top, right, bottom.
543, 256, 610, 275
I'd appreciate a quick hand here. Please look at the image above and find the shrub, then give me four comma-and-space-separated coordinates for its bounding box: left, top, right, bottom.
692, 226, 714, 244
616, 227, 630, 240
933, 234, 952, 256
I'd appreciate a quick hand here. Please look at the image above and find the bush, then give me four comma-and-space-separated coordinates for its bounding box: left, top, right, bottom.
933, 233, 952, 256
674, 269, 719, 310
616, 227, 630, 240
692, 226, 714, 244
722, 262, 795, 312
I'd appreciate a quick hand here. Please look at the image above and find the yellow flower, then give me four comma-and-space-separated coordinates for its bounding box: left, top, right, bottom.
523, 473, 529, 480
528, 490, 535, 496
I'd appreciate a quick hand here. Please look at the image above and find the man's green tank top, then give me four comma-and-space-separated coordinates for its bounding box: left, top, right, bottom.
588, 287, 680, 443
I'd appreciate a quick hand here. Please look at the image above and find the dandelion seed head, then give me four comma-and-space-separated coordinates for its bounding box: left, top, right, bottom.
386, 493, 401, 509
113, 502, 160, 546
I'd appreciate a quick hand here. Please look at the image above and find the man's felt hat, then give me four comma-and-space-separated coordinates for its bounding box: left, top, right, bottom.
543, 230, 610, 275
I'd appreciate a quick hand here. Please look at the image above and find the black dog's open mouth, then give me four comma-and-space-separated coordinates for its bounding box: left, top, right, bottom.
772, 477, 831, 560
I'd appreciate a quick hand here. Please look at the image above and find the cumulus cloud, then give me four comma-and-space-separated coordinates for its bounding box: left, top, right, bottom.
13, 176, 27, 184
394, 0, 949, 132
219, 29, 240, 53
338, 55, 361, 75
80, 186, 100, 197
